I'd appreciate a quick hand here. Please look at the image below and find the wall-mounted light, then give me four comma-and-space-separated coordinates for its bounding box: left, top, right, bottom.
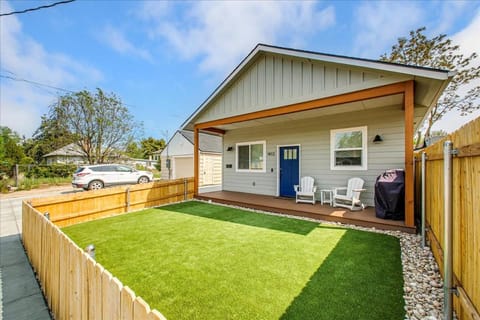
226, 146, 233, 151
373, 134, 383, 143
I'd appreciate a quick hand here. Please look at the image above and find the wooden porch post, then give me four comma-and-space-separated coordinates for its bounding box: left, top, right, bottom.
404, 80, 415, 227
194, 126, 199, 197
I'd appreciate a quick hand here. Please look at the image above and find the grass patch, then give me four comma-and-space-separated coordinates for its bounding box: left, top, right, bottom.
63, 201, 404, 319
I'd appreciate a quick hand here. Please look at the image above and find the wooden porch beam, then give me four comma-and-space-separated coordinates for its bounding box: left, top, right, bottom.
196, 81, 410, 129
404, 80, 415, 227
193, 126, 199, 196
202, 127, 226, 135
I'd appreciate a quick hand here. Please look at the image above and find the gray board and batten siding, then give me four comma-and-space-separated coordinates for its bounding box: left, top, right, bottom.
222, 105, 427, 207
194, 52, 429, 127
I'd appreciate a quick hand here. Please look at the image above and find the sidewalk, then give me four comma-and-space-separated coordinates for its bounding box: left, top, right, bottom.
0, 186, 75, 320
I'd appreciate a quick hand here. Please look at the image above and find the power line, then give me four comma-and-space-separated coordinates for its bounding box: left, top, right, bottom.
1, 73, 141, 109
0, 74, 74, 93
0, 0, 76, 17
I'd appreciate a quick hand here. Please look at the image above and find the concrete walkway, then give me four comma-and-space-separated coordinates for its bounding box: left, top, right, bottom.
0, 186, 78, 320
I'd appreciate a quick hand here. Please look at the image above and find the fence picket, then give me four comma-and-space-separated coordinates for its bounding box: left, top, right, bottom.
121, 286, 136, 320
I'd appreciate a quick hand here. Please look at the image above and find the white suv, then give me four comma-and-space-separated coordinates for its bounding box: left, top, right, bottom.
72, 164, 154, 190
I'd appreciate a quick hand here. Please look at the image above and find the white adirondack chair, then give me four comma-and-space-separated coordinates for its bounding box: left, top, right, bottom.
294, 176, 317, 204
333, 177, 366, 211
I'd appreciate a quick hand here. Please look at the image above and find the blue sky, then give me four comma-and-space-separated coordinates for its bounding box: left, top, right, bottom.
1, 0, 479, 141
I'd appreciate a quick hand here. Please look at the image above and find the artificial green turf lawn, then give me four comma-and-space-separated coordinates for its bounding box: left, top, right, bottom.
63, 201, 405, 320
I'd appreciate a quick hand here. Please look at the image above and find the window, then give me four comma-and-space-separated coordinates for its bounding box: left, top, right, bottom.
236, 141, 266, 172
330, 126, 367, 170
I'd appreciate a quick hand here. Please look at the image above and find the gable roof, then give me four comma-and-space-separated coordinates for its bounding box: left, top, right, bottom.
162, 130, 223, 154
181, 43, 454, 131
43, 143, 85, 158
179, 130, 222, 153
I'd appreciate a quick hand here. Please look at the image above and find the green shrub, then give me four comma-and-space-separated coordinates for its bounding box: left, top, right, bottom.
25, 164, 77, 179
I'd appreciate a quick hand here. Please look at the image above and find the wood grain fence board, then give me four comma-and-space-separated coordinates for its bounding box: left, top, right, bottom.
133, 297, 151, 320
108, 277, 123, 320
70, 246, 81, 319
102, 269, 114, 320
90, 263, 105, 320
58, 233, 68, 320
147, 310, 168, 320
51, 228, 61, 317
121, 286, 136, 320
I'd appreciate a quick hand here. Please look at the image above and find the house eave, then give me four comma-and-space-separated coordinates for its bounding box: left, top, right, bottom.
181, 44, 452, 131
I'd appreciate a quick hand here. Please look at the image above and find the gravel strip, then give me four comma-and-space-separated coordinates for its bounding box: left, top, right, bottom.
194, 199, 449, 320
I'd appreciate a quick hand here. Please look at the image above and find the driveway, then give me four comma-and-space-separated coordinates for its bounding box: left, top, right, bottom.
0, 186, 80, 320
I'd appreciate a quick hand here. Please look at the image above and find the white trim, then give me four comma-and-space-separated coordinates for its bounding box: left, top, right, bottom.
235, 140, 266, 173
330, 126, 368, 171
276, 144, 301, 197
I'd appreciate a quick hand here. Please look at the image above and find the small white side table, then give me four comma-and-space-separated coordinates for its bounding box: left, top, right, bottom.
320, 189, 333, 206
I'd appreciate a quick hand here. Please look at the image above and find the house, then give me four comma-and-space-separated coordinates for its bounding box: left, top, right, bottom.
160, 130, 222, 186
43, 143, 86, 165
181, 44, 453, 229
44, 143, 155, 168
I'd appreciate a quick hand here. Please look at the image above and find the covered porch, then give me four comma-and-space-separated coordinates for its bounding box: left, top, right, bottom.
197, 190, 415, 233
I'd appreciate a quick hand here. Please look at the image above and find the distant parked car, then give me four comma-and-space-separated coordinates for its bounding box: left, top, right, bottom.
72, 164, 154, 190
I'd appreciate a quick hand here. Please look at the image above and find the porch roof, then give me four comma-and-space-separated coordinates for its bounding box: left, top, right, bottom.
181, 43, 453, 131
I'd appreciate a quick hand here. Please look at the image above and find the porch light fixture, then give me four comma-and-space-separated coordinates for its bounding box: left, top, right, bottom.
226, 146, 233, 151
373, 134, 383, 144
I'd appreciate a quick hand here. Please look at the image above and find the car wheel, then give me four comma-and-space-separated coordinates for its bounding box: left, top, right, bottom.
138, 176, 150, 184
88, 180, 104, 190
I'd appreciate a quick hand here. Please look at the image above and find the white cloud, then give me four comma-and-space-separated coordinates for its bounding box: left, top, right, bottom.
100, 25, 153, 62
142, 1, 335, 76
353, 2, 423, 58
432, 1, 469, 35
452, 9, 480, 67
0, 1, 103, 138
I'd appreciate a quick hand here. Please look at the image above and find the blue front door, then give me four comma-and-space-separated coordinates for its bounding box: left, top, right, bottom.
279, 146, 300, 197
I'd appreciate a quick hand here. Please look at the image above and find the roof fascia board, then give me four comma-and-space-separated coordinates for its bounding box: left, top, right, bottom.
265, 45, 451, 80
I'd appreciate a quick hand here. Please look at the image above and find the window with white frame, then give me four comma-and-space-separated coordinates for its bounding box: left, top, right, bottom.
330, 126, 367, 170
236, 141, 266, 172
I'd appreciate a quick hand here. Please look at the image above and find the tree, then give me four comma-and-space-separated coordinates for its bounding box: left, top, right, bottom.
0, 126, 27, 176
125, 140, 143, 159
381, 27, 480, 141
25, 113, 78, 163
140, 137, 165, 159
51, 88, 142, 164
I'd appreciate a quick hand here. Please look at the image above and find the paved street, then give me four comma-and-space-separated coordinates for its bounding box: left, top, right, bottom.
0, 186, 79, 320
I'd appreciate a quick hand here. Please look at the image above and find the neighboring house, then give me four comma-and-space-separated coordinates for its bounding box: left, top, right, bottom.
44, 143, 154, 168
151, 149, 163, 162
160, 130, 222, 186
43, 143, 86, 165
128, 158, 156, 169
181, 44, 453, 228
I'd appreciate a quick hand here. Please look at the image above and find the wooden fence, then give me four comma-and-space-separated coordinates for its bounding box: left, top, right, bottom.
414, 118, 480, 320
29, 178, 194, 227
22, 178, 194, 320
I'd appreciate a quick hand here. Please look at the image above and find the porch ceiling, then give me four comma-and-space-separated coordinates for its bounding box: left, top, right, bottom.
212, 93, 404, 131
